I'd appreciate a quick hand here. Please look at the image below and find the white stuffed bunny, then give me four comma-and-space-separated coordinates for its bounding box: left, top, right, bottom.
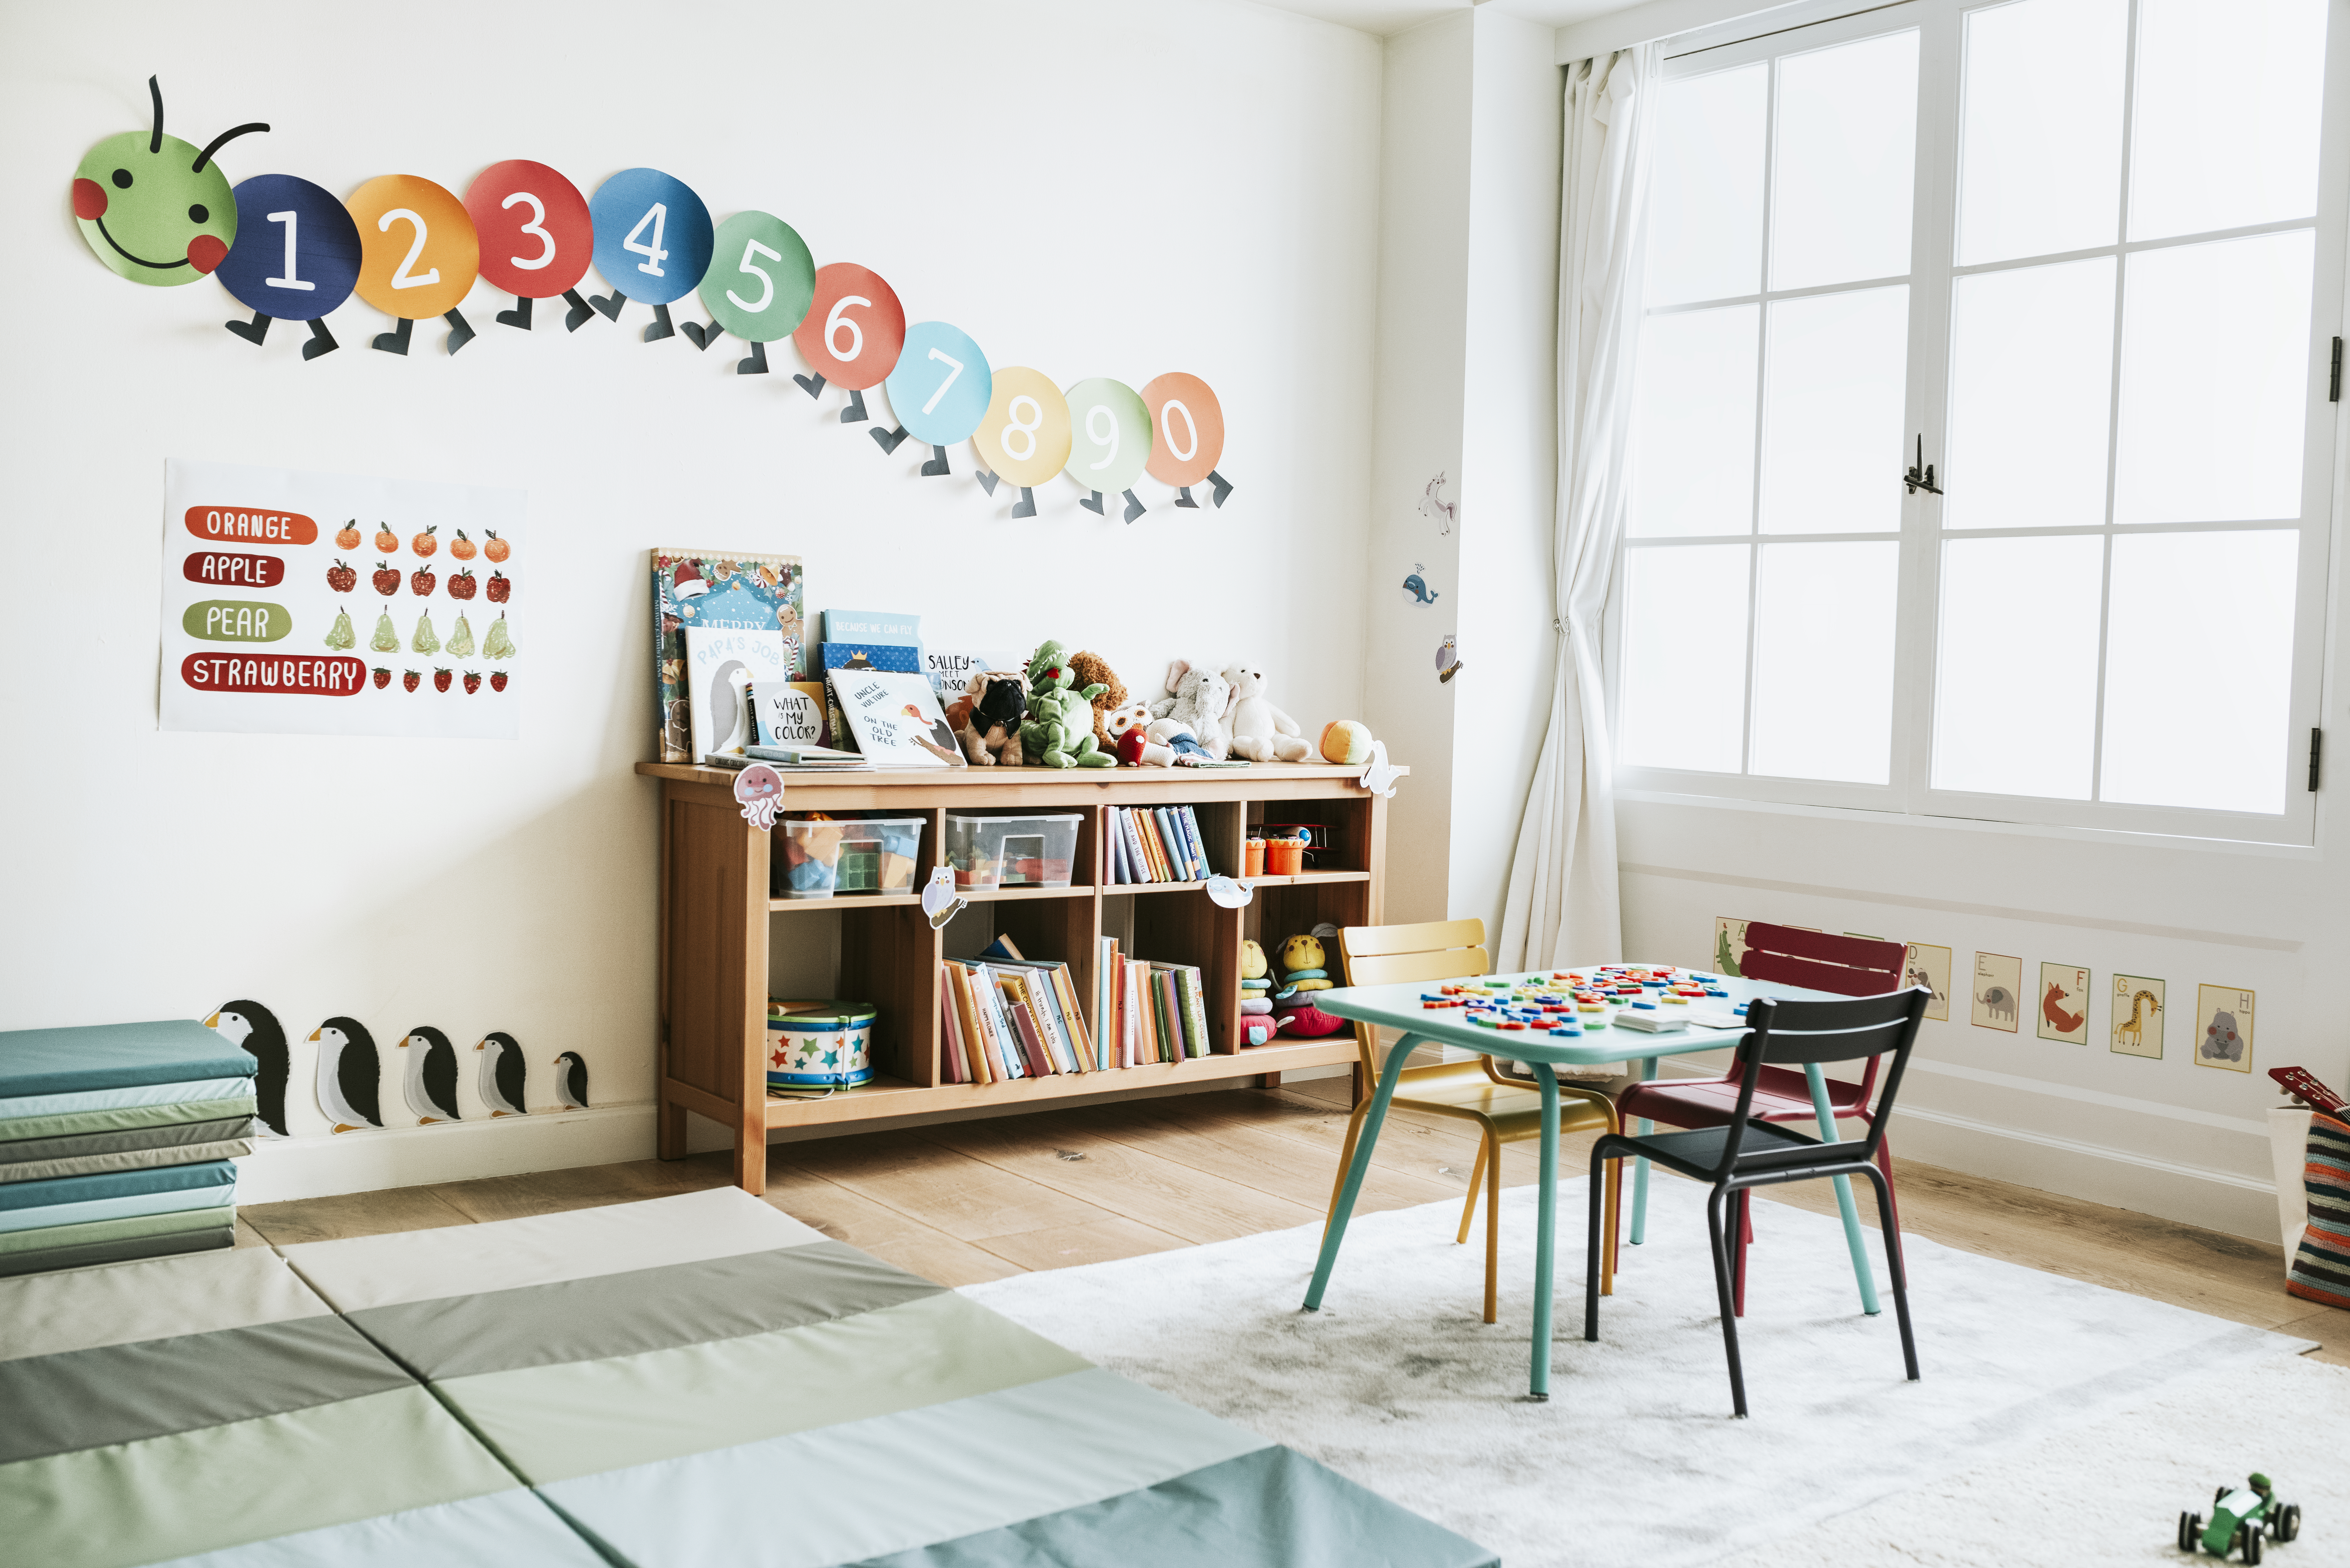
1222, 664, 1311, 763
1148, 660, 1234, 761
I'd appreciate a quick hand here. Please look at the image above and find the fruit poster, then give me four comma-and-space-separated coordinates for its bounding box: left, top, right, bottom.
160, 459, 523, 738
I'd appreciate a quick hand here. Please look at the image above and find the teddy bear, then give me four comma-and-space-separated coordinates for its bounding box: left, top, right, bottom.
955, 670, 1027, 766
1148, 659, 1233, 761
1269, 932, 1348, 1037
1067, 650, 1129, 755
1222, 664, 1313, 763
1020, 641, 1114, 768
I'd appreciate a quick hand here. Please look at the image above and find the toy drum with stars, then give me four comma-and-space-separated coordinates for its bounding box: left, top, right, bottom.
765, 1000, 878, 1089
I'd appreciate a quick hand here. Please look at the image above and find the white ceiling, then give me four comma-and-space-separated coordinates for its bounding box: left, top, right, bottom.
1248, 0, 1628, 37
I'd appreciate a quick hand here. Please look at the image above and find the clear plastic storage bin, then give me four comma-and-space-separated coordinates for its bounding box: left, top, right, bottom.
944, 812, 1083, 890
777, 815, 925, 899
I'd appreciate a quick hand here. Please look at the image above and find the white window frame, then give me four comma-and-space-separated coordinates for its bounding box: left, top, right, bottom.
1610, 0, 2350, 846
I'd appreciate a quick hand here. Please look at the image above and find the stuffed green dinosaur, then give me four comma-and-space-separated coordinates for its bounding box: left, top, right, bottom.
1021, 641, 1115, 768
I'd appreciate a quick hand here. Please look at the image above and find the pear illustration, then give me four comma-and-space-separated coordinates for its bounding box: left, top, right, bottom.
369, 609, 401, 653
445, 612, 476, 659
483, 613, 516, 661
323, 608, 356, 651
412, 610, 441, 656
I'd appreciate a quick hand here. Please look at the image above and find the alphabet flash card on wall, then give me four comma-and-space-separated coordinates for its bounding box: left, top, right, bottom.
2111, 974, 2165, 1059
2194, 984, 2254, 1072
161, 458, 523, 738
1970, 951, 2021, 1032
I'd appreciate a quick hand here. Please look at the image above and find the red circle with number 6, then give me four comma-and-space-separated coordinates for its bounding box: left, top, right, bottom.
1141, 373, 1225, 488
464, 160, 593, 298
791, 263, 905, 390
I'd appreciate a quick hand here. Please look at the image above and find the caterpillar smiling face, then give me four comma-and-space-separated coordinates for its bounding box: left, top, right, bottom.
70, 78, 263, 286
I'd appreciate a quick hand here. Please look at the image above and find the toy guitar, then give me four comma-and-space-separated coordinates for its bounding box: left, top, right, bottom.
2269, 1066, 2347, 1116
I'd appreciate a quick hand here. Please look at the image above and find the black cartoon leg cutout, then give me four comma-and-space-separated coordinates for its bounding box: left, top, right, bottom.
794, 372, 827, 398
678, 319, 720, 351
444, 309, 475, 355
1209, 470, 1235, 507
976, 470, 1000, 496
373, 316, 414, 356
563, 290, 595, 332
643, 303, 675, 343
1081, 490, 1105, 515
871, 424, 910, 455
1011, 487, 1038, 518
1175, 485, 1199, 509
1122, 489, 1146, 523
303, 320, 338, 361
589, 287, 627, 322
497, 295, 533, 330
226, 310, 271, 346
840, 389, 869, 424
737, 341, 769, 376
920, 445, 951, 477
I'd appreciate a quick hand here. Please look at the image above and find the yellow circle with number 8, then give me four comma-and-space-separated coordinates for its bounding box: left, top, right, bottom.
971, 367, 1072, 488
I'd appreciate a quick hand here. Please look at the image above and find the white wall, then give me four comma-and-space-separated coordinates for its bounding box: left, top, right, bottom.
0, 0, 1382, 1199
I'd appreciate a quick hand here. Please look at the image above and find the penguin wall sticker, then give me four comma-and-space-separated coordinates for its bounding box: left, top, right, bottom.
476, 1032, 527, 1117
204, 1000, 288, 1137
400, 1027, 463, 1125
310, 1018, 383, 1134
553, 1051, 591, 1110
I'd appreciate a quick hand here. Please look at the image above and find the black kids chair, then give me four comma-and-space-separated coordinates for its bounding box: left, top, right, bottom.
1583, 986, 1930, 1418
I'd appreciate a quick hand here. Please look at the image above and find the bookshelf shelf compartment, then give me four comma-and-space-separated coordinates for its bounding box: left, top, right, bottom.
641, 761, 1400, 1193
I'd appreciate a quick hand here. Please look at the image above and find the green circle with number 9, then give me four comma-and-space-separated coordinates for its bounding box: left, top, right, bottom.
699, 210, 814, 343
1061, 378, 1152, 495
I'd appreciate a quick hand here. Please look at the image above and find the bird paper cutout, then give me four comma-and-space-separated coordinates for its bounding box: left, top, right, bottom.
476, 1031, 527, 1116
310, 1017, 382, 1133
1204, 874, 1254, 909
1358, 740, 1402, 799
400, 1027, 462, 1124
921, 865, 969, 931
205, 1000, 288, 1137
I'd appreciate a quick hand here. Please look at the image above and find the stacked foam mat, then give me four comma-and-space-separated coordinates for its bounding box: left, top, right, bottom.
1, 1021, 256, 1278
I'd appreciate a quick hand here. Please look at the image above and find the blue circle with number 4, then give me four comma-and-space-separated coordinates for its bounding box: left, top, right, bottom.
218, 175, 361, 319
886, 321, 993, 447
588, 168, 712, 306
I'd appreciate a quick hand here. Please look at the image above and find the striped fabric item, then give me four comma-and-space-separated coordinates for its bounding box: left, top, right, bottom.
2288, 1108, 2350, 1310
282, 1188, 1495, 1568
0, 1245, 606, 1568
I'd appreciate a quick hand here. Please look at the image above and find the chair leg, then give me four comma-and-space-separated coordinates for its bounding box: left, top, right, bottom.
1585, 1144, 1610, 1341
1873, 1129, 1907, 1268
1707, 1184, 1749, 1418
1457, 1135, 1488, 1245
1600, 1145, 1619, 1297
1861, 1161, 1920, 1383
1732, 1188, 1750, 1318
1323, 1102, 1370, 1240
1482, 1128, 1502, 1325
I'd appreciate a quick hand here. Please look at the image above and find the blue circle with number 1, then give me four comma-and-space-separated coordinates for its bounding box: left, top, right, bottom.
218, 174, 361, 319
588, 167, 713, 306
886, 322, 993, 447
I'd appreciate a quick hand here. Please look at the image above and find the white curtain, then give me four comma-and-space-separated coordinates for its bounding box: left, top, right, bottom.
1496, 45, 1657, 975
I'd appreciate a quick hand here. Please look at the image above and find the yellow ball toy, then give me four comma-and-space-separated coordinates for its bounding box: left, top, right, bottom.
1319, 719, 1374, 766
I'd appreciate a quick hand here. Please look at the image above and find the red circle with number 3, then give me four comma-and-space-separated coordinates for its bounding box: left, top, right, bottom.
791, 263, 905, 390
464, 160, 593, 298
1141, 373, 1225, 488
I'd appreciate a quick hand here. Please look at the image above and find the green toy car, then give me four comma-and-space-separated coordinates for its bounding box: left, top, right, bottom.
2178, 1474, 2301, 1562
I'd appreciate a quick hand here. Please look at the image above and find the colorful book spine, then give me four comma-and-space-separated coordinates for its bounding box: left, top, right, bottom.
970, 965, 1024, 1079
939, 969, 968, 1084
1178, 807, 1211, 880
1005, 995, 1053, 1078
1177, 966, 1212, 1058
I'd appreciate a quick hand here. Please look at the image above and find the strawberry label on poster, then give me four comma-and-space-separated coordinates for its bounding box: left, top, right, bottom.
161, 458, 523, 739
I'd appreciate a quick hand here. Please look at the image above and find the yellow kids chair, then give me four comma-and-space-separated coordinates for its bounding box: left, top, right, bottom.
1325, 919, 1620, 1323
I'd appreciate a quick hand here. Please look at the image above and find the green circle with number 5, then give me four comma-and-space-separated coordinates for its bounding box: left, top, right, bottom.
1061, 378, 1152, 495
700, 210, 814, 342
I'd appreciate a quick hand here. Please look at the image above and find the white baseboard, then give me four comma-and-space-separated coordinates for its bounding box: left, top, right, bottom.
232, 1103, 657, 1204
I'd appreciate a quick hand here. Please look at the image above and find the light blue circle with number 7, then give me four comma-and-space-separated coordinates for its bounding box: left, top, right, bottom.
589, 168, 712, 306
886, 322, 993, 447
1061, 378, 1152, 494
700, 210, 814, 341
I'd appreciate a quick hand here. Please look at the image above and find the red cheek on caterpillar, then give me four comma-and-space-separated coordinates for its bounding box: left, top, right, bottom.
72, 178, 106, 220
187, 233, 227, 273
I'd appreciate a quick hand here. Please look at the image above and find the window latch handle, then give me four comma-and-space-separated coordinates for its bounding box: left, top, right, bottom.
1903, 435, 1943, 496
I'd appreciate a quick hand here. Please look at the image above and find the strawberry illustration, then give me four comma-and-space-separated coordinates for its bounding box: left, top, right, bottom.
411, 564, 436, 596
336, 520, 361, 550
402, 669, 421, 692
483, 530, 509, 564
372, 561, 401, 595
374, 524, 398, 553
486, 570, 510, 604
433, 668, 453, 693
448, 568, 476, 601
463, 670, 481, 694
490, 671, 508, 692
326, 559, 358, 592
412, 525, 438, 558
372, 667, 391, 689
451, 530, 477, 561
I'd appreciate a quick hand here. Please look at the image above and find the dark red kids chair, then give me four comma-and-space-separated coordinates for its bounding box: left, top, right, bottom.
1617, 923, 1909, 1315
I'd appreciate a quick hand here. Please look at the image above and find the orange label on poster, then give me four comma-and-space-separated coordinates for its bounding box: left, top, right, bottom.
185, 507, 317, 545
182, 551, 285, 587
179, 653, 366, 695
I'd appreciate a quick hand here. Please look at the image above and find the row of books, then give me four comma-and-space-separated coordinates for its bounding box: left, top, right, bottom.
1108, 805, 1213, 884
935, 936, 1213, 1083
1098, 939, 1215, 1065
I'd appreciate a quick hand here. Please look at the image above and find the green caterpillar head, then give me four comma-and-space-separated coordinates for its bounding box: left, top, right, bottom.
71, 77, 265, 287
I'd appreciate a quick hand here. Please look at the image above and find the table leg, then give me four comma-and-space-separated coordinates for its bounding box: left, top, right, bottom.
1803, 1062, 1880, 1317
1630, 1056, 1656, 1246
1530, 1061, 1560, 1401
1304, 1031, 1416, 1312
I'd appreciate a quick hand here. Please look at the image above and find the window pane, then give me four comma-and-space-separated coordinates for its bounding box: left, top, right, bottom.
1932, 536, 2104, 798
1750, 542, 1899, 783
1945, 257, 2115, 529
2100, 531, 2297, 814
1956, 0, 2126, 265
1619, 545, 1750, 773
2129, 0, 2327, 242
2113, 231, 2313, 525
1648, 64, 1768, 306
1758, 286, 1908, 533
1771, 29, 1920, 291
1631, 305, 1759, 537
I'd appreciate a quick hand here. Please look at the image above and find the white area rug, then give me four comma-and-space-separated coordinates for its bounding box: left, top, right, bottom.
963, 1177, 2333, 1567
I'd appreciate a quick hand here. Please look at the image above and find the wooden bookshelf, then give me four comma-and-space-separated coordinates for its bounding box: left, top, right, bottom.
638, 760, 1401, 1194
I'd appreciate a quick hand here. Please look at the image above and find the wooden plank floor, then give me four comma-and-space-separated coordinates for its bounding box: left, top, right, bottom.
237, 1077, 2344, 1365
